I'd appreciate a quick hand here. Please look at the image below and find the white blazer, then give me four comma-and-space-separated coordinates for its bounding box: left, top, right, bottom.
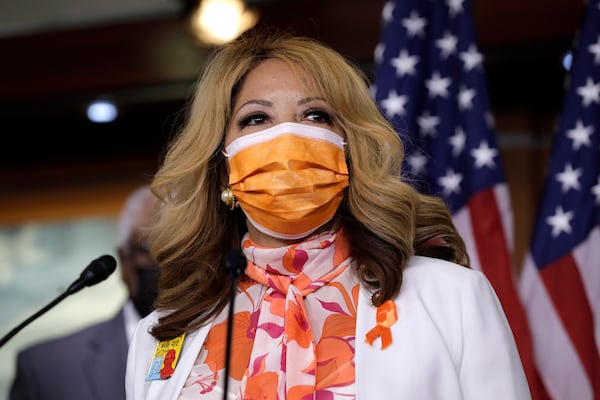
126, 256, 531, 399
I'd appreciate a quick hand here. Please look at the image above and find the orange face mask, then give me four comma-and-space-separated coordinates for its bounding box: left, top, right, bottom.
225, 122, 350, 240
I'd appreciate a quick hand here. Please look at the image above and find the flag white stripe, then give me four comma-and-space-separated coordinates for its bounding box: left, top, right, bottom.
494, 183, 514, 253
452, 185, 511, 273
572, 226, 600, 352
520, 255, 593, 400
452, 206, 481, 271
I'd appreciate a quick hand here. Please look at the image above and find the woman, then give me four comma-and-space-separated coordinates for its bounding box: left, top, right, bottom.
126, 33, 530, 399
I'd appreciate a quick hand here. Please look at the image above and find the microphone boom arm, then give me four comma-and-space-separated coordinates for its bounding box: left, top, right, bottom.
0, 289, 71, 348
0, 254, 117, 349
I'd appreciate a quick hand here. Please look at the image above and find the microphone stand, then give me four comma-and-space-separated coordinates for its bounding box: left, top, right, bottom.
222, 250, 246, 400
0, 289, 71, 348
0, 255, 116, 349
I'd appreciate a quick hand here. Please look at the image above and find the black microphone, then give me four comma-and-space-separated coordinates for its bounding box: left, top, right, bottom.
222, 249, 247, 400
0, 255, 117, 348
66, 254, 117, 295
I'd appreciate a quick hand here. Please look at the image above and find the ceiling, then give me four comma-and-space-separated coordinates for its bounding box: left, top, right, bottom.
0, 0, 585, 194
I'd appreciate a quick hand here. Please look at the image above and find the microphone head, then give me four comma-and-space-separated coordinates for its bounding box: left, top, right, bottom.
80, 254, 117, 287
223, 250, 246, 277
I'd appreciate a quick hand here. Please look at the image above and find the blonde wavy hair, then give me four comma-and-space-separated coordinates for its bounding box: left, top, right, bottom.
149, 33, 469, 340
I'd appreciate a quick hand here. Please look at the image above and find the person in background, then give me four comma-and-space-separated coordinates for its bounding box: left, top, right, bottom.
10, 185, 159, 400
126, 34, 531, 399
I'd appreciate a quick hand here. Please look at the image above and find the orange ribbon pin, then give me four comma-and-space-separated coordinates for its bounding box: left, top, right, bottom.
365, 300, 397, 349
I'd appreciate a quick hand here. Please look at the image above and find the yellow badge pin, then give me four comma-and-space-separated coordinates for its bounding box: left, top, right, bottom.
145, 333, 186, 381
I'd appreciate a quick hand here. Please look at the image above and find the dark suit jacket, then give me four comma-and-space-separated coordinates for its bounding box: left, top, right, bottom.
10, 308, 129, 400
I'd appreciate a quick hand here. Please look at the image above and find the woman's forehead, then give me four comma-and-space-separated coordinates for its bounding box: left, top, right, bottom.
234, 59, 325, 103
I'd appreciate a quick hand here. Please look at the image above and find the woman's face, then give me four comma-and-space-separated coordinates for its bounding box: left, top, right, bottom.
224, 59, 345, 247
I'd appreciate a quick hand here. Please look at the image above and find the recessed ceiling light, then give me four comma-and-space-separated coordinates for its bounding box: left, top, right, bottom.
86, 100, 118, 123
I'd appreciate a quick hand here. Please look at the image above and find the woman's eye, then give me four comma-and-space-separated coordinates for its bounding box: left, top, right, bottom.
305, 109, 333, 124
239, 113, 268, 127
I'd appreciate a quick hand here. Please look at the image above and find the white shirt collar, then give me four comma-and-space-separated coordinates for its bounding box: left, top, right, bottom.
123, 299, 141, 345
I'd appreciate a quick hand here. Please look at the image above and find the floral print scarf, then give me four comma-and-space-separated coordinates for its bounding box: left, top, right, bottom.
179, 228, 360, 399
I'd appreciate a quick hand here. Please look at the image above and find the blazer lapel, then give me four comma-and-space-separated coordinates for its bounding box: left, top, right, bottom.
355, 285, 404, 400
145, 321, 213, 400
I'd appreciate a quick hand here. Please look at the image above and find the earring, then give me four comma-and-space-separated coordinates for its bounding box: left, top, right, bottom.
220, 187, 238, 210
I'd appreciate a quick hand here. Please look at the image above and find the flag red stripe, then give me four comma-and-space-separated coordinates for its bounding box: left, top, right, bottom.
468, 189, 549, 399
540, 253, 600, 397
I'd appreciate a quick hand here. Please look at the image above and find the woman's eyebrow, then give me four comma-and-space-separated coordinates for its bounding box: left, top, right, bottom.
234, 99, 273, 114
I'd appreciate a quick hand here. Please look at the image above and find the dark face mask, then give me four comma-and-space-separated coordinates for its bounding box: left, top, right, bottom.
132, 268, 159, 318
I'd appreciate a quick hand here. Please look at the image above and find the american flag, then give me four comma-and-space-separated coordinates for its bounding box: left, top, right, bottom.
519, 0, 600, 398
373, 0, 547, 398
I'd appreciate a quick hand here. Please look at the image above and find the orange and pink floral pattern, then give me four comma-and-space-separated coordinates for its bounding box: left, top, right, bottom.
179, 228, 360, 399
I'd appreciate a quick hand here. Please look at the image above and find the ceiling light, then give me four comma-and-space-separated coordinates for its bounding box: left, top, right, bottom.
188, 0, 258, 45
86, 100, 118, 123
